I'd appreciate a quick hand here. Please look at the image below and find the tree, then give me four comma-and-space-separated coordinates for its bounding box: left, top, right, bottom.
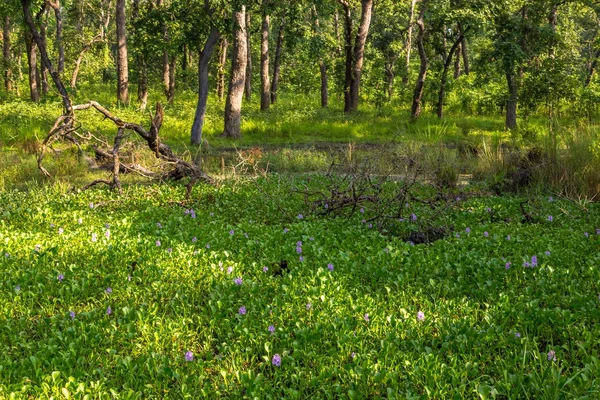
260, 0, 271, 110
222, 5, 247, 139
2, 16, 13, 92
116, 0, 129, 104
410, 0, 427, 120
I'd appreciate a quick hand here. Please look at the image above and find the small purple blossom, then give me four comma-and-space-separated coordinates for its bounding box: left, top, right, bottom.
361, 219, 366, 224
351, 352, 356, 359
104, 223, 110, 229
505, 262, 511, 269
272, 354, 281, 366
89, 202, 94, 209
506, 235, 511, 241
105, 230, 110, 239
229, 230, 235, 236
306, 303, 312, 310
548, 196, 554, 202
299, 256, 304, 262
35, 244, 41, 251
484, 231, 489, 237
105, 287, 112, 294
206, 244, 210, 249
297, 214, 303, 220
514, 332, 521, 338
50, 223, 55, 228
465, 227, 471, 233
327, 263, 334, 272
156, 240, 161, 247
297, 241, 302, 246
531, 255, 538, 267
227, 266, 233, 274
268, 325, 275, 334
91, 233, 97, 243
584, 232, 589, 238
545, 251, 551, 256
77, 218, 82, 224
234, 277, 243, 285
368, 223, 373, 228
58, 274, 64, 282
69, 311, 76, 320
14, 286, 20, 292
167, 248, 172, 253
547, 215, 553, 222
238, 306, 247, 315
411, 213, 417, 221
523, 261, 531, 267
363, 313, 369, 322
106, 306, 112, 315
192, 237, 197, 242
596, 228, 600, 235
455, 233, 460, 238
417, 311, 425, 321
127, 275, 131, 282
360, 208, 365, 213
296, 246, 302, 254
547, 350, 556, 361
156, 222, 162, 228
263, 266, 269, 273
283, 228, 289, 233
486, 207, 492, 213
185, 351, 194, 362
324, 203, 329, 209
58, 228, 64, 235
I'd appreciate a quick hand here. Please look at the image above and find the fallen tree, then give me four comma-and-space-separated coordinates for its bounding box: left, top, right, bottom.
22, 0, 213, 194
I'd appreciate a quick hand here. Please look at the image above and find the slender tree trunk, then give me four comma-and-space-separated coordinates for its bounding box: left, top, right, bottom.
191, 26, 220, 145
548, 4, 558, 58
46, 0, 64, 74
403, 0, 417, 86
22, 0, 71, 112
245, 11, 252, 100
24, 29, 40, 103
270, 17, 284, 104
505, 71, 518, 129
216, 38, 228, 100
437, 35, 463, 119
182, 43, 188, 71
71, 36, 102, 89
385, 56, 397, 98
260, 10, 270, 111
320, 60, 328, 107
453, 42, 461, 79
410, 2, 427, 121
157, 0, 170, 99
2, 16, 13, 92
222, 6, 247, 139
167, 54, 176, 104
349, 0, 373, 112
341, 3, 352, 112
334, 9, 342, 56
138, 58, 148, 109
585, 49, 600, 87
39, 12, 49, 96
458, 22, 469, 75
115, 0, 129, 104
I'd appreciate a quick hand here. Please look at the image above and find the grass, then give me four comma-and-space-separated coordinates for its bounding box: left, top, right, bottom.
0, 178, 600, 398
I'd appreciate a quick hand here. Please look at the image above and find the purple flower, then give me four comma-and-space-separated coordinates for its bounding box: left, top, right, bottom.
104, 223, 110, 229
50, 223, 55, 228
309, 237, 314, 241
190, 211, 196, 219
368, 223, 373, 228
283, 228, 289, 233
106, 306, 112, 315
484, 231, 489, 237
531, 255, 538, 267
58, 227, 64, 235
229, 230, 235, 236
91, 233, 97, 243
299, 256, 304, 262
417, 311, 425, 322
465, 227, 471, 233
185, 351, 194, 362
324, 203, 329, 209
156, 222, 162, 228
234, 277, 243, 285
351, 352, 356, 359
58, 274, 64, 282
523, 261, 531, 267
547, 215, 553, 222
584, 232, 589, 238
105, 287, 112, 294
227, 266, 233, 274
156, 240, 161, 247
514, 332, 521, 338
306, 303, 312, 310
35, 244, 41, 251
184, 209, 190, 215
455, 233, 460, 238
548, 196, 554, 202
192, 237, 197, 242
105, 230, 110, 239
596, 228, 600, 235
268, 325, 275, 334
263, 266, 269, 273
361, 219, 366, 224
206, 244, 210, 249
69, 311, 76, 320
506, 235, 511, 241
327, 263, 334, 271
14, 286, 20, 292
272, 354, 281, 367
167, 248, 172, 253
505, 262, 511, 269
296, 246, 302, 254
545, 251, 551, 256
89, 202, 94, 209
360, 208, 365, 213
297, 214, 303, 220
127, 275, 131, 282
547, 350, 556, 361
297, 241, 302, 246
363, 313, 369, 322
411, 213, 417, 221
238, 306, 246, 315
486, 207, 492, 213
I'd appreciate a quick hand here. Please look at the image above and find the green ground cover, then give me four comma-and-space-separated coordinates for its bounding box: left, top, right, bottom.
1, 179, 599, 398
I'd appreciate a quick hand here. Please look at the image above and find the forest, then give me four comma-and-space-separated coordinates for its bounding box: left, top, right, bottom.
1, 0, 600, 398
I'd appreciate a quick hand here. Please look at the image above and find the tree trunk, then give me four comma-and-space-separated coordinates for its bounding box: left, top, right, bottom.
216, 38, 228, 101
245, 11, 252, 101
385, 56, 397, 99
320, 60, 328, 107
410, 2, 427, 121
548, 4, 558, 58
167, 54, 176, 104
403, 0, 417, 86
458, 22, 469, 75
116, 0, 129, 104
270, 17, 284, 104
2, 16, 13, 92
348, 0, 373, 112
182, 43, 188, 71
157, 0, 170, 100
47, 0, 64, 74
260, 10, 270, 111
71, 36, 102, 89
39, 11, 49, 96
341, 3, 352, 112
334, 9, 342, 56
505, 72, 518, 130
191, 26, 220, 145
138, 58, 148, 109
22, 0, 71, 112
222, 6, 247, 139
453, 42, 461, 79
585, 49, 600, 87
437, 35, 463, 119
25, 29, 40, 103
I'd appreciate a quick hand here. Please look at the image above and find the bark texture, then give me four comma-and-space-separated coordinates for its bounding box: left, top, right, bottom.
116, 0, 129, 104
25, 29, 40, 103
245, 12, 252, 100
2, 17, 12, 92
348, 0, 373, 112
410, 1, 427, 121
260, 10, 271, 111
270, 17, 284, 104
505, 72, 518, 129
437, 34, 464, 118
403, 0, 417, 86
222, 6, 247, 139
216, 39, 228, 100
